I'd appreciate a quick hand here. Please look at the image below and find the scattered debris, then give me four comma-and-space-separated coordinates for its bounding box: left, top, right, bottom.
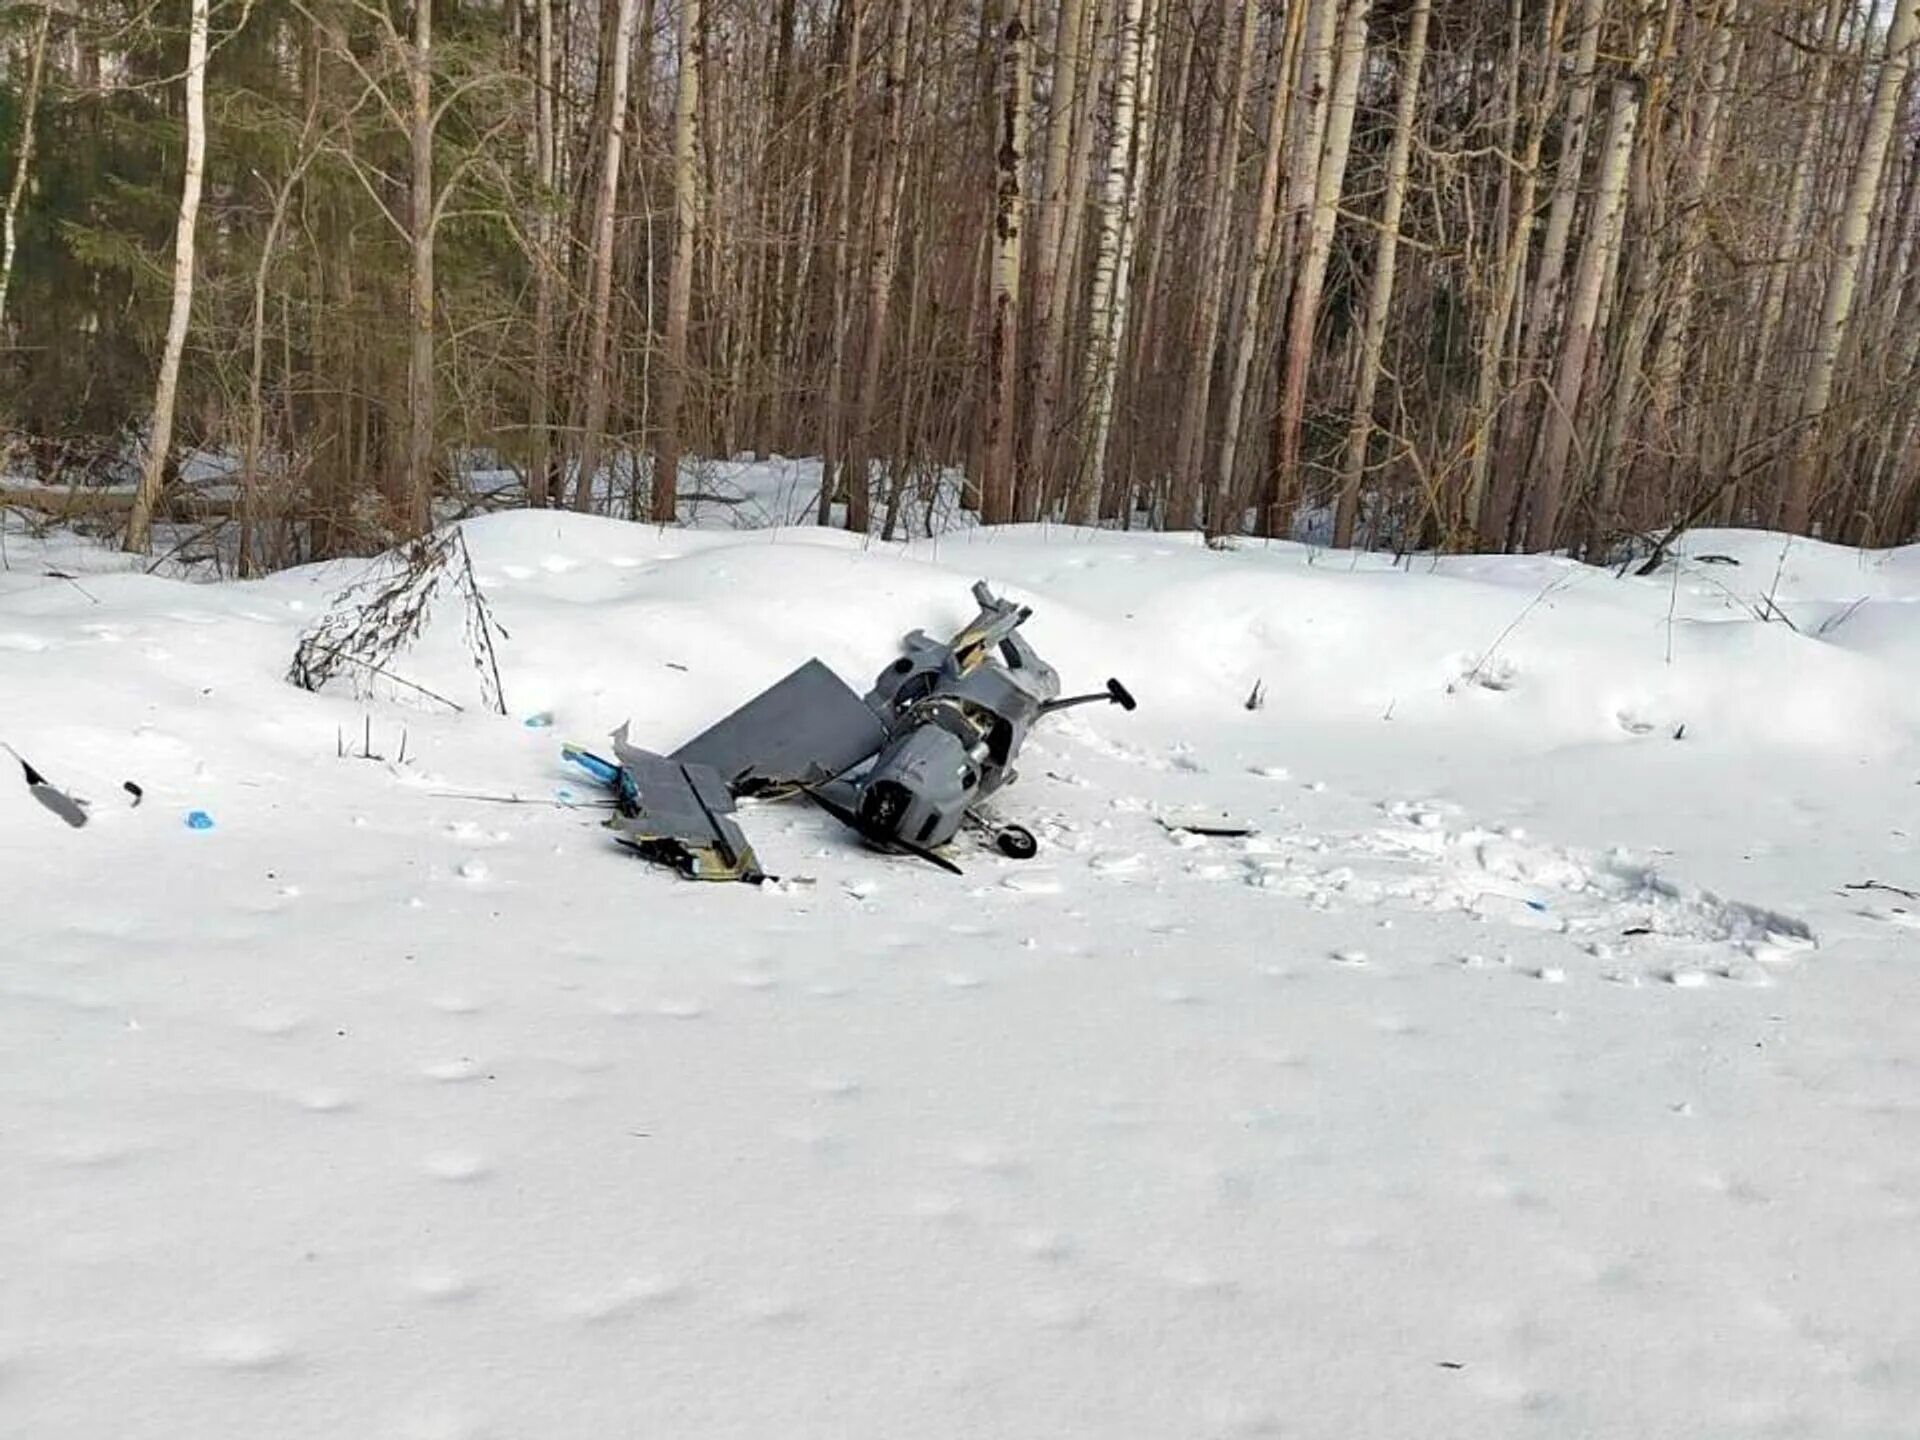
1158, 810, 1256, 838
1245, 679, 1265, 712
564, 581, 1135, 882
4, 742, 142, 828
5, 743, 90, 827
1844, 879, 1920, 903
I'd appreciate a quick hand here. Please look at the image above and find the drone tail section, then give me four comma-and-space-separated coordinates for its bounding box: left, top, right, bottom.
568, 736, 764, 883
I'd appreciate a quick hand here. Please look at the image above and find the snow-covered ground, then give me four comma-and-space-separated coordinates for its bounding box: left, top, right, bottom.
4, 510, 1918, 1438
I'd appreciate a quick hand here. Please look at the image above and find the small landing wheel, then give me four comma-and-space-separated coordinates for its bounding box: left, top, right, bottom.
995, 824, 1038, 860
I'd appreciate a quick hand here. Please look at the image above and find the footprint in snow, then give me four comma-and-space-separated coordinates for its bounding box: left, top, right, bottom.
296, 1089, 355, 1114
196, 1331, 293, 1371
421, 1151, 491, 1182
419, 1057, 485, 1082
408, 1269, 481, 1303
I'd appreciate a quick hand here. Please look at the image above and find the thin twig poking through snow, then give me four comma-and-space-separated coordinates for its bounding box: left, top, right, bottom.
1455, 571, 1579, 692
1817, 596, 1870, 636
1666, 562, 1681, 666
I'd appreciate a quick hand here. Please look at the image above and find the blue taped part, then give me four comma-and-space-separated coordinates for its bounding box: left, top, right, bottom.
185, 810, 215, 830
563, 746, 620, 786
524, 712, 554, 728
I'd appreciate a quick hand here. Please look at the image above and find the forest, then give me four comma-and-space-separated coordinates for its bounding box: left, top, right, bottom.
1, 0, 1918, 567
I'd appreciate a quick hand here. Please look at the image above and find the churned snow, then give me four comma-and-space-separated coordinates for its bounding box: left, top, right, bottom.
3, 507, 1919, 1438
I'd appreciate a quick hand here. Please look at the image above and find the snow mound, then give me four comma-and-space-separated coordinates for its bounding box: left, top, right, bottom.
5, 510, 1919, 1439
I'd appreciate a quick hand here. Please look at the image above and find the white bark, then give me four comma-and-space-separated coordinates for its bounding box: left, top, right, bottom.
571, 0, 641, 514
529, 0, 557, 507
1334, 0, 1428, 548
1781, 0, 1920, 532
981, 0, 1030, 524
0, 2, 52, 335
654, 0, 703, 523
1214, 0, 1308, 520
1525, 73, 1640, 551
1075, 0, 1153, 524
126, 0, 212, 554
1270, 0, 1370, 535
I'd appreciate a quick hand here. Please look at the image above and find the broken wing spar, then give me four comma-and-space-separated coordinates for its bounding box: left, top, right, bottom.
563, 581, 1135, 882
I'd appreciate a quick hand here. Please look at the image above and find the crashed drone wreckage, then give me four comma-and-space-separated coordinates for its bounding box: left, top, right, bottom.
563, 581, 1136, 882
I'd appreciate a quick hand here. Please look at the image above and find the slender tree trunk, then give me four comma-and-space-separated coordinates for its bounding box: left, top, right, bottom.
981, 0, 1030, 524
1028, 0, 1104, 517
1121, 3, 1196, 521
1268, 0, 1370, 538
571, 0, 641, 513
1780, 0, 1920, 533
1724, 0, 1841, 520
126, 0, 212, 554
1019, 0, 1086, 498
654, 0, 703, 524
1482, 0, 1602, 540
1524, 72, 1642, 552
529, 0, 558, 507
240, 79, 322, 577
1519, 0, 1602, 364
850, 0, 913, 532
0, 2, 51, 335
1075, 0, 1151, 524
1214, 0, 1307, 525
1464, 0, 1568, 546
1333, 0, 1428, 549
816, 0, 867, 525
405, 0, 436, 535
1645, 1, 1740, 430
1171, 0, 1255, 529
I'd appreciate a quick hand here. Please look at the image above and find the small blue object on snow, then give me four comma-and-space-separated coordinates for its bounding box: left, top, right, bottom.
556, 787, 576, 803
1524, 899, 1548, 912
185, 810, 215, 830
524, 712, 554, 729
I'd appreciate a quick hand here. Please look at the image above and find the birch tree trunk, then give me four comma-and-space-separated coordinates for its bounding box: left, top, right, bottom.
570, 0, 640, 513
1074, 0, 1150, 524
850, 0, 912, 532
1333, 0, 1428, 549
980, 0, 1029, 525
1268, 0, 1370, 539
126, 0, 212, 554
1518, 0, 1603, 364
1464, 0, 1567, 545
816, 0, 867, 525
529, 0, 558, 507
0, 1, 51, 335
1644, 1, 1740, 429
653, 0, 704, 524
1171, 0, 1256, 530
405, 0, 436, 534
1028, 0, 1105, 516
1523, 73, 1641, 552
1021, 0, 1086, 494
1483, 0, 1602, 538
1779, 0, 1920, 534
1214, 0, 1308, 523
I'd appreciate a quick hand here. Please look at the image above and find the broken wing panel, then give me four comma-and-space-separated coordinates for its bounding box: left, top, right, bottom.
602, 737, 764, 882
671, 658, 887, 792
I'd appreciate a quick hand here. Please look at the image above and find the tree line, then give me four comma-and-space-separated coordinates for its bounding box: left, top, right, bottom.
1, 0, 1918, 567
